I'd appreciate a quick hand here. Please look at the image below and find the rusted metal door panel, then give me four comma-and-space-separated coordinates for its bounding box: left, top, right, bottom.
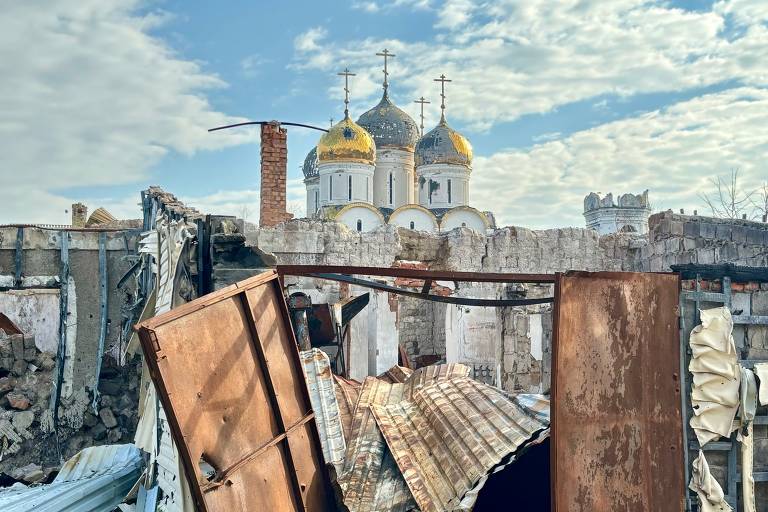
552, 271, 683, 512
136, 271, 333, 512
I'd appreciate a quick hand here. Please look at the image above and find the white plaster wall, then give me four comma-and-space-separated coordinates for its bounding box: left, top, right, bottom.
388, 208, 438, 232
367, 289, 399, 376
318, 162, 375, 207
305, 177, 320, 217
445, 304, 498, 365
416, 163, 470, 208
0, 288, 60, 353
373, 149, 415, 208
336, 207, 384, 233
440, 209, 487, 233
529, 313, 543, 361
348, 285, 370, 381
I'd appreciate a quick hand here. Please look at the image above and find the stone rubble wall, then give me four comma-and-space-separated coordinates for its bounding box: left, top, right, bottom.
0, 227, 141, 479
642, 211, 768, 271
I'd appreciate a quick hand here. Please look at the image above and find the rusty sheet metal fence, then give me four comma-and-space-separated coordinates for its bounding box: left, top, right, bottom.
552, 271, 683, 512
136, 270, 334, 512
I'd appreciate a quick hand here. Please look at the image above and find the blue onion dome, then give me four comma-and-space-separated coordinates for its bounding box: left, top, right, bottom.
302, 146, 318, 179
357, 93, 420, 152
415, 117, 473, 167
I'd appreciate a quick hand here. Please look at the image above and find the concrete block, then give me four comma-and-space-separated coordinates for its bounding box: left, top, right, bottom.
700, 222, 718, 239
683, 222, 700, 238
732, 226, 747, 244
715, 224, 732, 240
753, 291, 768, 315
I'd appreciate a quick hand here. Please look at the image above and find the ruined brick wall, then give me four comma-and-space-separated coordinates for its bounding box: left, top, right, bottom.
259, 122, 294, 227
642, 211, 768, 270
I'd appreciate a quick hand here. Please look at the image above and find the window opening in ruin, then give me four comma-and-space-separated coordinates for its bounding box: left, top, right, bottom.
448, 179, 452, 204
356, 219, 362, 232
410, 221, 415, 229
620, 225, 637, 233
389, 172, 393, 205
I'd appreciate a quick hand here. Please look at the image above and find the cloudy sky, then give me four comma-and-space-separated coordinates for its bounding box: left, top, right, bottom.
1, 0, 766, 228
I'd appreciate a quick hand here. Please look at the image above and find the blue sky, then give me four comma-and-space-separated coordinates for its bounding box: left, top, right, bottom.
1, 0, 766, 227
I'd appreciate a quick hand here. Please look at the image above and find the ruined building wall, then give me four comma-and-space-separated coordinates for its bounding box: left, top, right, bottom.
0, 227, 142, 476
642, 211, 768, 271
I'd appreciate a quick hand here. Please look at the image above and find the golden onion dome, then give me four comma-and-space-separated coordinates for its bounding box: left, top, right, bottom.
415, 117, 473, 168
317, 115, 376, 165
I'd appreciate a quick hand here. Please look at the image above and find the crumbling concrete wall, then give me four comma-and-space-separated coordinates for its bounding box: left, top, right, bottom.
642, 211, 768, 271
0, 227, 141, 476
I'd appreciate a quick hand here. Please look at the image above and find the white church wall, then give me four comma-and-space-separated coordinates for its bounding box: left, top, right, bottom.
373, 149, 415, 208
440, 208, 488, 233
417, 163, 470, 208
318, 162, 374, 207
305, 177, 320, 216
336, 205, 384, 232
388, 206, 438, 231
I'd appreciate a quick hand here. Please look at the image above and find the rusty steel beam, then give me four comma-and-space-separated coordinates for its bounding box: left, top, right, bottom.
277, 264, 556, 284
303, 273, 553, 307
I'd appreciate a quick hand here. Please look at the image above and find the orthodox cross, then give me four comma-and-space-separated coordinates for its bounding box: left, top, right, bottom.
337, 68, 356, 117
413, 96, 431, 136
376, 49, 396, 95
329, 117, 334, 127
434, 74, 452, 122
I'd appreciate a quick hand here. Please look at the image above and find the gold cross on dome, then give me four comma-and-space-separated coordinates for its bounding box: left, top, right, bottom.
337, 68, 356, 117
376, 49, 396, 94
413, 97, 431, 136
434, 74, 452, 121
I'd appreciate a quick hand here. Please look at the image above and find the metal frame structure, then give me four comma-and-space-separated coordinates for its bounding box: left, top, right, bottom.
675, 263, 768, 511
277, 264, 556, 307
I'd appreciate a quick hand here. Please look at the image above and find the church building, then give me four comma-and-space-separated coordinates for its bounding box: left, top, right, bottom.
302, 51, 492, 233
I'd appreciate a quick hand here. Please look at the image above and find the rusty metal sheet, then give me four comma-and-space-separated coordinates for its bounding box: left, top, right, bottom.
338, 377, 417, 512
334, 375, 361, 442
136, 270, 334, 512
377, 365, 414, 383
552, 271, 683, 512
371, 376, 548, 512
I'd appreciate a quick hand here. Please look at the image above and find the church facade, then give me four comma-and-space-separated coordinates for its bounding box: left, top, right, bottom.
302, 54, 492, 233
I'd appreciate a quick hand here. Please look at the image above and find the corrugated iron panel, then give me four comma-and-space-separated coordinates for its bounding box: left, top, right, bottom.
301, 348, 347, 472
377, 365, 414, 383
136, 271, 334, 512
552, 271, 683, 512
334, 375, 360, 442
338, 377, 416, 512
403, 363, 470, 398
0, 444, 143, 512
371, 376, 547, 512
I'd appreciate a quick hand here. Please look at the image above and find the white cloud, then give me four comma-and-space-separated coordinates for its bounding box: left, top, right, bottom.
352, 1, 381, 13
293, 0, 768, 131
470, 87, 768, 228
0, 0, 257, 224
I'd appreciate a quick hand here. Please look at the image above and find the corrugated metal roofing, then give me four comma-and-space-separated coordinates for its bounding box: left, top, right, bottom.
377, 365, 414, 384
0, 444, 143, 512
339, 377, 416, 512
301, 348, 347, 472
371, 377, 548, 512
334, 375, 361, 442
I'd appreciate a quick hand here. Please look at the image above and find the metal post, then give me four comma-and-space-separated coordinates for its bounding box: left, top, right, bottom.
14, 227, 23, 287
92, 232, 108, 413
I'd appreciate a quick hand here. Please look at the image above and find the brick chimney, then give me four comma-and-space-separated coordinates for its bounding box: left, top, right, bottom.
71, 202, 88, 228
259, 121, 294, 227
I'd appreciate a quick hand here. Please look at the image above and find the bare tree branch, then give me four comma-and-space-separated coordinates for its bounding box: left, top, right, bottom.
699, 168, 755, 219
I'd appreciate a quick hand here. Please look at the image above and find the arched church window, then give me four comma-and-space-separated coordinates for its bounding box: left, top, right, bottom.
620, 225, 637, 233
448, 179, 452, 204
329, 176, 333, 200
356, 219, 362, 232
461, 222, 467, 227
409, 221, 415, 229
348, 175, 352, 201
389, 173, 393, 205
315, 190, 319, 212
